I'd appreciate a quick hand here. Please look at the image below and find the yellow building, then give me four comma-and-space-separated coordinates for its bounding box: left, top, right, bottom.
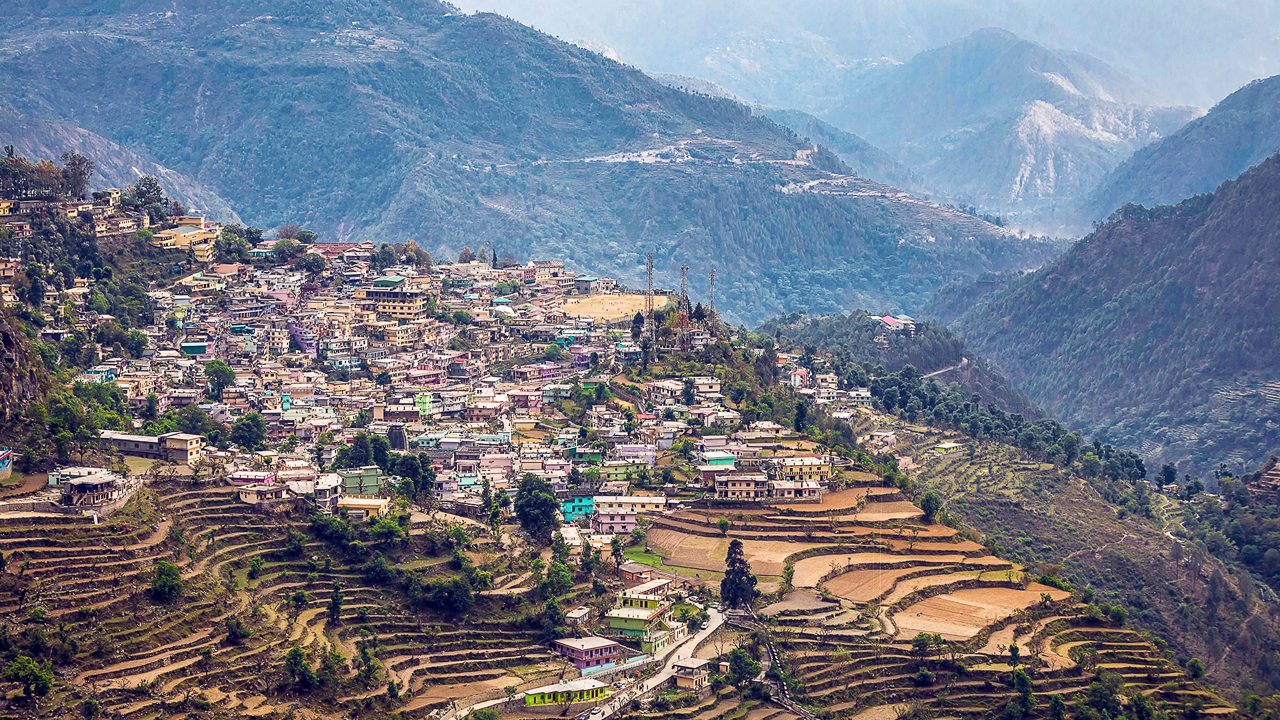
356, 277, 434, 320
673, 658, 711, 692
151, 225, 218, 263
770, 456, 831, 484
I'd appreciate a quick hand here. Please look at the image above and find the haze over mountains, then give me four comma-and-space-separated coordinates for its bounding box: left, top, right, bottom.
826, 29, 1200, 224
458, 0, 1280, 231
0, 0, 1057, 325
1087, 73, 1280, 221
452, 0, 1280, 109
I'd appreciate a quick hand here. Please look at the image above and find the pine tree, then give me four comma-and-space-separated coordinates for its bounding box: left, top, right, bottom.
720, 539, 758, 609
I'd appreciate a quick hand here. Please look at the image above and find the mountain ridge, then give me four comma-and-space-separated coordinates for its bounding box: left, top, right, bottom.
1085, 73, 1280, 226
954, 151, 1280, 475
824, 28, 1201, 226
0, 0, 1055, 323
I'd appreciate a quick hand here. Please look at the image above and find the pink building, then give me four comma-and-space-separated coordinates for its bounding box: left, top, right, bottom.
553, 636, 621, 671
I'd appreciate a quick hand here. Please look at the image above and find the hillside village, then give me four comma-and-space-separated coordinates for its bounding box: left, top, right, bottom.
0, 165, 1251, 720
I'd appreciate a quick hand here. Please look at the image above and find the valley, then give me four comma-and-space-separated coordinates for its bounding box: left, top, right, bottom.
2, 2, 1280, 719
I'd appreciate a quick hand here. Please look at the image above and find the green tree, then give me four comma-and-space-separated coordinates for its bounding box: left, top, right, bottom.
284, 646, 318, 689
327, 582, 344, 622
541, 560, 573, 596
726, 648, 760, 687
720, 539, 758, 609
150, 560, 183, 602
230, 412, 267, 451
610, 535, 624, 574
204, 359, 236, 400
3, 655, 53, 699
541, 597, 566, 639
514, 474, 560, 543
297, 253, 326, 273
128, 175, 166, 206
1186, 657, 1206, 679
272, 239, 302, 263
920, 490, 942, 522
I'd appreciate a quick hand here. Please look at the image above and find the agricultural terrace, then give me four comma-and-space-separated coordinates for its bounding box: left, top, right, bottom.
0, 483, 575, 718
638, 474, 1235, 719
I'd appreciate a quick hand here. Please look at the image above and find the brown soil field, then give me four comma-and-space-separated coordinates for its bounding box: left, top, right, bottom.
646, 529, 828, 575
791, 552, 970, 587
761, 589, 834, 615
561, 293, 655, 323
892, 584, 1071, 640
821, 566, 931, 603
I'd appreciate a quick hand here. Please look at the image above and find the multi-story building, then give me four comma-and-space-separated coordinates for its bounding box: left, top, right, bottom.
769, 456, 831, 485
356, 275, 434, 320
714, 472, 768, 501
97, 430, 204, 466
552, 636, 621, 672
337, 465, 383, 495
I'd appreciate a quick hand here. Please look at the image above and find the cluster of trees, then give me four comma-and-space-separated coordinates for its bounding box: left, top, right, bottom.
870, 364, 1147, 484
10, 382, 135, 468
281, 644, 353, 693
121, 175, 184, 225
0, 147, 94, 199
372, 240, 433, 272
328, 431, 436, 501
0, 613, 71, 702
1182, 461, 1280, 592
760, 311, 966, 377
306, 509, 485, 617
214, 223, 326, 273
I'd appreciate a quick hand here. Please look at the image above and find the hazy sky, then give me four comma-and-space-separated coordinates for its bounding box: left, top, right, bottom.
451, 0, 1280, 108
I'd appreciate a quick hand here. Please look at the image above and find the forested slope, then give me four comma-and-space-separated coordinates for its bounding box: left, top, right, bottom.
1086, 74, 1280, 223
956, 152, 1280, 475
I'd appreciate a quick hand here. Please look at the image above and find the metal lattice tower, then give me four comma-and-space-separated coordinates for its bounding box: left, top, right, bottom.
645, 252, 655, 344
709, 268, 716, 317
679, 264, 689, 312
678, 264, 691, 348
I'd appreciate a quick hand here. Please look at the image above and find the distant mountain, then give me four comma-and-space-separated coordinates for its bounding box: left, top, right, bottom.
1086, 74, 1280, 224
826, 29, 1200, 223
0, 105, 241, 223
452, 0, 1280, 109
953, 152, 1280, 475
0, 0, 1056, 324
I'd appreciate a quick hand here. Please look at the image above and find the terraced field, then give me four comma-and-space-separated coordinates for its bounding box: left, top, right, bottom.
846, 410, 1280, 697
620, 689, 803, 720
645, 483, 1235, 719
0, 483, 568, 718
